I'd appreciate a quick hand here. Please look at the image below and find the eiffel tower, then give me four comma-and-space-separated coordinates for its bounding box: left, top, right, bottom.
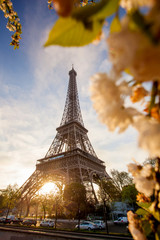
19, 67, 109, 202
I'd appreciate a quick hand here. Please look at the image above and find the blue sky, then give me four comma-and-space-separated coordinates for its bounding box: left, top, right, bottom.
0, 0, 148, 189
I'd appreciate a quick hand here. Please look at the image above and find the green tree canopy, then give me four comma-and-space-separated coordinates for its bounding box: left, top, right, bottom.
110, 169, 133, 192
1, 184, 20, 218
122, 184, 138, 207
63, 182, 86, 204
96, 178, 121, 202
63, 182, 86, 224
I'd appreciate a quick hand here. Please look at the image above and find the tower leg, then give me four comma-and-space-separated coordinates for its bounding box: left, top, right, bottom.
25, 197, 31, 217
90, 177, 98, 204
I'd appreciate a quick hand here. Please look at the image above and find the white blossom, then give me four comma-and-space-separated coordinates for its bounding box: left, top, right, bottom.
120, 0, 155, 11
133, 116, 160, 157
130, 44, 160, 83
118, 81, 132, 96
128, 162, 155, 197
6, 22, 16, 31
107, 29, 141, 74
102, 105, 137, 133
127, 211, 147, 240
129, 223, 147, 240
134, 175, 155, 197
4, 12, 9, 18
0, 3, 6, 10
90, 73, 139, 132
141, 164, 153, 177
7, 1, 13, 7
107, 16, 160, 82
127, 163, 140, 176
90, 73, 122, 104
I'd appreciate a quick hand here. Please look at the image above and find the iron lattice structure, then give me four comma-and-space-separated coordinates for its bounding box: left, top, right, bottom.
20, 67, 109, 202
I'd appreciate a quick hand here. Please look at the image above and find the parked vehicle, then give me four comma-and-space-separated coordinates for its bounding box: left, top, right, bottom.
114, 217, 128, 225
22, 219, 37, 226
93, 220, 105, 229
0, 217, 5, 223
1, 218, 12, 224
40, 219, 54, 227
75, 221, 98, 230
12, 218, 23, 224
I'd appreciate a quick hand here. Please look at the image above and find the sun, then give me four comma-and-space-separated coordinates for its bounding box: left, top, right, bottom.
39, 182, 58, 195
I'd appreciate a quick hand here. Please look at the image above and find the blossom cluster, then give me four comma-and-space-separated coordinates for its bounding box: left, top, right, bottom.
47, 0, 95, 16
136, 192, 151, 203
127, 160, 160, 239
90, 73, 160, 157
127, 211, 147, 240
47, 0, 75, 16
90, 73, 139, 133
90, 0, 160, 159
89, 3, 160, 237
120, 0, 156, 12
128, 163, 155, 197
0, 0, 22, 49
47, 0, 81, 17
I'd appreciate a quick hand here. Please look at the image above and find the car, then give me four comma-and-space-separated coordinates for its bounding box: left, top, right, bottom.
22, 219, 37, 226
114, 217, 128, 225
1, 218, 12, 224
93, 220, 105, 229
40, 220, 54, 227
0, 217, 5, 223
75, 221, 98, 230
12, 218, 23, 224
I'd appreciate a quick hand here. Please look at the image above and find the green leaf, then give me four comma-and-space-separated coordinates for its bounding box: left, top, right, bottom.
155, 232, 160, 240
45, 0, 120, 47
44, 17, 103, 47
136, 208, 148, 216
137, 202, 160, 222
110, 16, 121, 33
137, 202, 151, 210
72, 0, 119, 22
149, 203, 160, 222
156, 225, 160, 240
141, 220, 152, 237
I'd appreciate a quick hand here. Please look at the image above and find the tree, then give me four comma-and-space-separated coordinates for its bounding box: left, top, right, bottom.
30, 194, 41, 220
63, 182, 86, 228
1, 184, 20, 218
0, 0, 22, 48
39, 194, 50, 220
94, 170, 132, 202
110, 169, 133, 193
52, 195, 63, 229
95, 171, 133, 233
99, 179, 121, 201
0, 192, 5, 215
97, 179, 110, 233
121, 184, 138, 209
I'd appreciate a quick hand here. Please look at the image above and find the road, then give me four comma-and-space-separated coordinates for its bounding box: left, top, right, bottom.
0, 225, 133, 240
48, 219, 129, 234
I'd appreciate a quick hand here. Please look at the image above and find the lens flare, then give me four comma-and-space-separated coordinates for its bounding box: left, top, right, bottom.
39, 182, 58, 195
